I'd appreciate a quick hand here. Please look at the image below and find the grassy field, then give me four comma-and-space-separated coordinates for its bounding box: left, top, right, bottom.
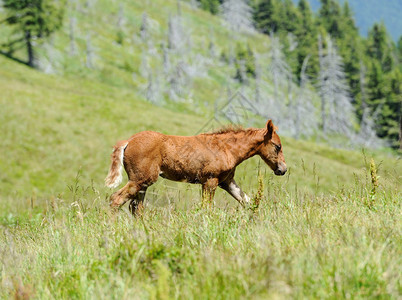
1, 55, 401, 299
1, 182, 400, 299
1, 0, 401, 298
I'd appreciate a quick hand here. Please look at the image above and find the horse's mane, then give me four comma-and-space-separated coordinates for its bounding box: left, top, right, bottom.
203, 125, 259, 135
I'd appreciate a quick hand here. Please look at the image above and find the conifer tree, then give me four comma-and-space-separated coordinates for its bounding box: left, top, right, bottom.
69, 16, 77, 56
278, 0, 299, 34
317, 35, 354, 136
116, 3, 125, 45
293, 55, 317, 139
85, 33, 94, 69
364, 22, 400, 146
140, 13, 149, 42
254, 0, 279, 34
318, 0, 343, 39
376, 69, 401, 147
268, 32, 291, 103
367, 23, 389, 64
3, 0, 66, 67
367, 60, 386, 109
198, 0, 221, 14
220, 0, 254, 32
295, 0, 318, 79
167, 14, 189, 52
370, 26, 395, 69
337, 2, 361, 106
146, 72, 161, 104
340, 2, 357, 33
189, 0, 199, 10
234, 43, 256, 83
355, 106, 382, 148
356, 60, 368, 120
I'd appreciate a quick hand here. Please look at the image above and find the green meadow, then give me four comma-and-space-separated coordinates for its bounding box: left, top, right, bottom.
1, 0, 401, 298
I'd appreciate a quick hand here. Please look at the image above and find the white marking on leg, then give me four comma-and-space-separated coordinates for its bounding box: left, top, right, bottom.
228, 181, 250, 204
229, 182, 242, 200
244, 193, 251, 203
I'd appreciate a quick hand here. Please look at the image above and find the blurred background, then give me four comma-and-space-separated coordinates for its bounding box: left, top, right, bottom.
0, 0, 401, 199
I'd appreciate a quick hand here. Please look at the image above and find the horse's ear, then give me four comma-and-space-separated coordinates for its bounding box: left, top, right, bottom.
265, 119, 274, 140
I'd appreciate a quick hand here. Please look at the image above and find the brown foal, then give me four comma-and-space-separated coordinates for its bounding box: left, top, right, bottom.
105, 120, 287, 214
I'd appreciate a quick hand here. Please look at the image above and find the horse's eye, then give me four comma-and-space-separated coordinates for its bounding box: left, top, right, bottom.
275, 144, 281, 152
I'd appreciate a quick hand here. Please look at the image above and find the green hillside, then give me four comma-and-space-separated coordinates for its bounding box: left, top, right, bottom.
0, 0, 272, 114
2, 0, 401, 146
0, 0, 401, 298
1, 54, 400, 202
1, 0, 400, 202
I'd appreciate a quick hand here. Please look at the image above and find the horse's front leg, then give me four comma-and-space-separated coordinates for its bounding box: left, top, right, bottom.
219, 179, 251, 207
202, 178, 219, 206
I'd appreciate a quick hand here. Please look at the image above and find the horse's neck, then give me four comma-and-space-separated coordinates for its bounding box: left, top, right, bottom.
224, 130, 262, 165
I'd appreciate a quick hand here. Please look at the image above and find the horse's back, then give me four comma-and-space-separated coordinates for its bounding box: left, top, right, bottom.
123, 130, 233, 182
124, 131, 164, 161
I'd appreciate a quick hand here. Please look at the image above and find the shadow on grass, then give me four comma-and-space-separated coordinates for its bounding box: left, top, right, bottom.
0, 50, 29, 66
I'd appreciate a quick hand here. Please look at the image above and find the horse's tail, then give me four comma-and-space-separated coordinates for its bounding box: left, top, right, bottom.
105, 140, 128, 188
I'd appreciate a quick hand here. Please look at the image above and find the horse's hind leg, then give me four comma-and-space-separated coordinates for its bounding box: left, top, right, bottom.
129, 187, 147, 216
110, 181, 140, 209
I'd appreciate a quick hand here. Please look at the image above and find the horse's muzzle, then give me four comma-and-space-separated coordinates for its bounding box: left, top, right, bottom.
274, 163, 287, 176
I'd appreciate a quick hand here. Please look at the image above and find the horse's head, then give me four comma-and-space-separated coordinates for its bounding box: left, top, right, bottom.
257, 120, 287, 176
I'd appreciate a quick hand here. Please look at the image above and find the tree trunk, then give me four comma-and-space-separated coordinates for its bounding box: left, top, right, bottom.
399, 109, 402, 150
25, 30, 34, 67
318, 34, 326, 136
177, 0, 182, 16
321, 97, 326, 135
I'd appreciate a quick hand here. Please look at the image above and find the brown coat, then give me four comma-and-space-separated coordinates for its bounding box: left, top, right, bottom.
105, 120, 286, 214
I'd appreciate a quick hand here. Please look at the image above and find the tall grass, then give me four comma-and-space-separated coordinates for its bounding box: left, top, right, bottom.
1, 163, 400, 299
